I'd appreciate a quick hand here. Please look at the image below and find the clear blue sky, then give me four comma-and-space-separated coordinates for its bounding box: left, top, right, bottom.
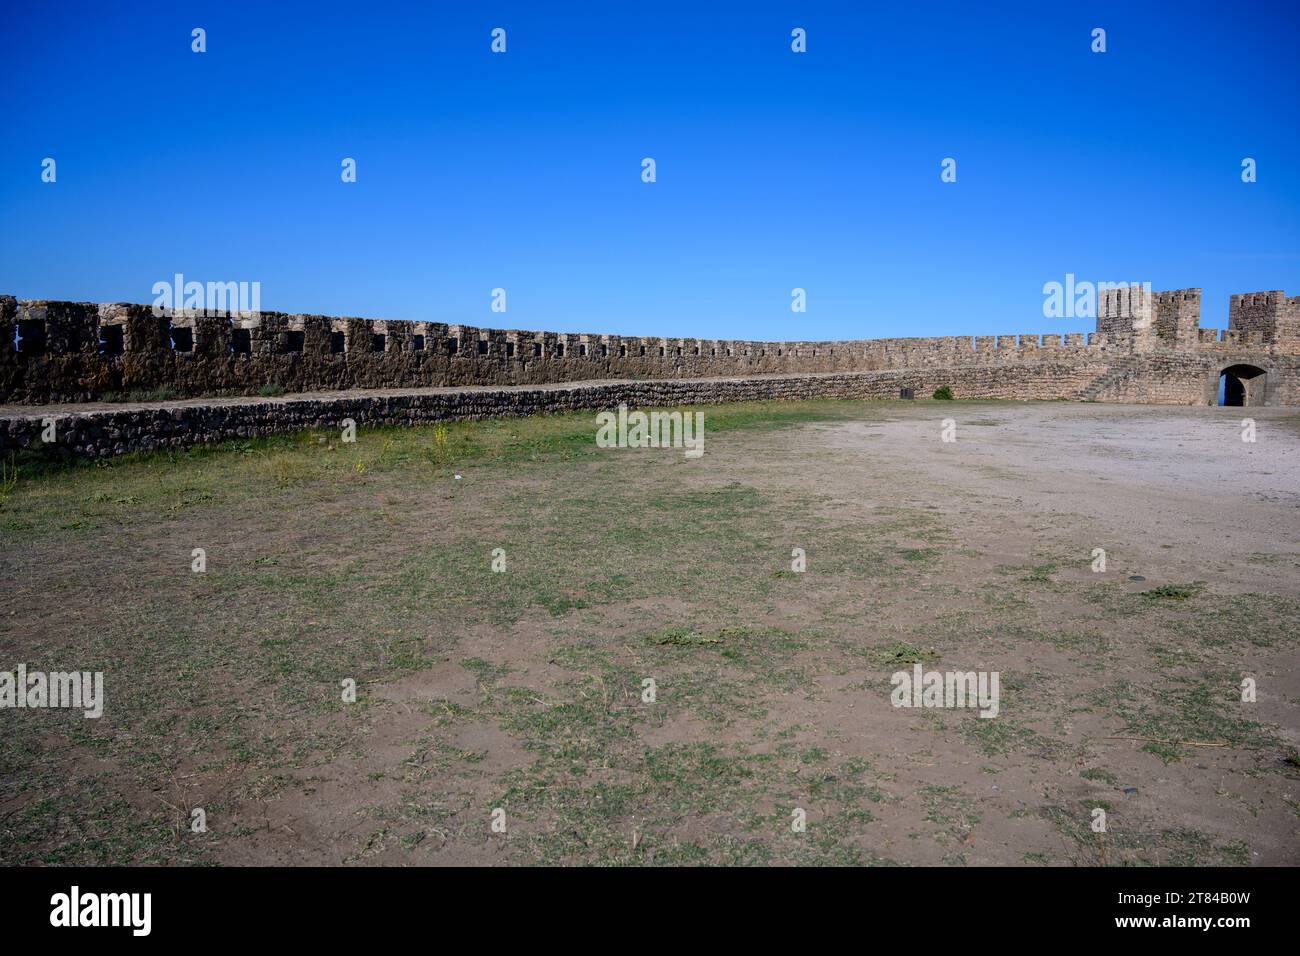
1, 0, 1297, 341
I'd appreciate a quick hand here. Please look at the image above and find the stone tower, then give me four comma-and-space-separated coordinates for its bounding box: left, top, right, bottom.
1154, 288, 1202, 348
1096, 284, 1156, 347
1230, 291, 1300, 347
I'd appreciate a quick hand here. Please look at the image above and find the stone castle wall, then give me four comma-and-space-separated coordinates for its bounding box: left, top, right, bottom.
3, 289, 1296, 409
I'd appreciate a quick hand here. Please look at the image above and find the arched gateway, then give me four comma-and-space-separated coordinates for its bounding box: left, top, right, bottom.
1219, 364, 1269, 407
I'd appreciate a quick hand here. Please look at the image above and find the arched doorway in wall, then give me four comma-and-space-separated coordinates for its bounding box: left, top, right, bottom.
1219, 364, 1268, 406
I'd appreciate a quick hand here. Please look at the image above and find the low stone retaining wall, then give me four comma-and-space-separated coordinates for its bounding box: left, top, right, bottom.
0, 365, 1096, 459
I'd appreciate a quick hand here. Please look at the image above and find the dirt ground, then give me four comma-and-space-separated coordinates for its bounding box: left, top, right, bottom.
1, 398, 1297, 866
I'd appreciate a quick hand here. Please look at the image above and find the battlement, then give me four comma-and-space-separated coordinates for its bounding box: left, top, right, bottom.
1231, 291, 1292, 308
1195, 328, 1269, 347
1, 289, 1295, 406
1153, 288, 1202, 303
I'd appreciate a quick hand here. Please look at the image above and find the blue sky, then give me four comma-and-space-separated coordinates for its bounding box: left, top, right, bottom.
1, 0, 1297, 341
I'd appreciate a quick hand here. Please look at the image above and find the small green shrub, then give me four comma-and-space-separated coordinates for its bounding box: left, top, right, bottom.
872, 641, 939, 667
645, 626, 722, 647
1140, 582, 1204, 601
933, 386, 954, 400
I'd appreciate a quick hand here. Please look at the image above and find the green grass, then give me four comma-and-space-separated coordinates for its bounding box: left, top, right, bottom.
1089, 672, 1279, 763
1, 397, 1296, 866
1041, 804, 1253, 866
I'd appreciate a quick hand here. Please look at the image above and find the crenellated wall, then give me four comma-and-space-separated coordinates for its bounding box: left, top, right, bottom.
2, 289, 1297, 411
